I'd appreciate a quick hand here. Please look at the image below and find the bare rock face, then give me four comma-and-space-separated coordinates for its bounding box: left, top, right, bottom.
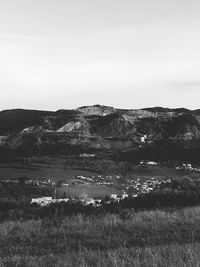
76, 105, 116, 116
57, 121, 82, 132
56, 120, 91, 136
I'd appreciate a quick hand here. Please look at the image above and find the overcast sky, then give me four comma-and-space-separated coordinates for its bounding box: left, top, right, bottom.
0, 0, 200, 110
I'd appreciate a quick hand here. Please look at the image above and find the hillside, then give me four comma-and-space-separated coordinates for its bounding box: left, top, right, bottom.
1, 207, 200, 266
0, 105, 200, 162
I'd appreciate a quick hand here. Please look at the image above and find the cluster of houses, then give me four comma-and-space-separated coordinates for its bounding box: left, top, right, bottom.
30, 174, 172, 207
31, 197, 70, 206
0, 178, 55, 187
1, 170, 172, 208
140, 160, 158, 166
30, 191, 129, 207
74, 174, 170, 198
76, 175, 114, 186
121, 177, 171, 196
176, 163, 200, 173
26, 179, 54, 186
110, 191, 128, 201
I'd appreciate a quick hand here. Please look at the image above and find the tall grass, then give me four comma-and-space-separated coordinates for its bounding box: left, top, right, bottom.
1, 206, 200, 266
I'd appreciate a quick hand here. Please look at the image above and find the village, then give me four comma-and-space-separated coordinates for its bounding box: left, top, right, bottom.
176, 163, 200, 173
0, 162, 175, 208
0, 173, 170, 206
1, 157, 183, 208
28, 172, 172, 207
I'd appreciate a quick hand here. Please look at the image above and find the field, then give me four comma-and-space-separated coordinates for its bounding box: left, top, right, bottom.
0, 166, 100, 182
0, 163, 179, 180
58, 184, 121, 198
127, 165, 179, 177
1, 206, 200, 266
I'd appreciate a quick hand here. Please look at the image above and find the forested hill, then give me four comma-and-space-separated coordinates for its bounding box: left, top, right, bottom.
0, 105, 200, 162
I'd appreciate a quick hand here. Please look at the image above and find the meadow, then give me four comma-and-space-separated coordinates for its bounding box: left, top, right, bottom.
58, 184, 121, 198
1, 206, 200, 266
0, 163, 179, 181
0, 166, 99, 182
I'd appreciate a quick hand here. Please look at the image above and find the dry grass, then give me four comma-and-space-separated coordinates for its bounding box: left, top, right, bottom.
1, 206, 200, 266
1, 243, 200, 267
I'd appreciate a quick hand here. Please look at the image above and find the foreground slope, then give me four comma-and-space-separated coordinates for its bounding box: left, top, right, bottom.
1, 207, 200, 266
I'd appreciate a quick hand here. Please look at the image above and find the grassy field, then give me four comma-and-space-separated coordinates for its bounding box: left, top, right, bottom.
58, 184, 121, 198
1, 206, 200, 266
0, 167, 99, 182
0, 164, 179, 181
128, 165, 179, 177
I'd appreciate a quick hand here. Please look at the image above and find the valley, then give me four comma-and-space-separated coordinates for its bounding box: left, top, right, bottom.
1, 105, 200, 266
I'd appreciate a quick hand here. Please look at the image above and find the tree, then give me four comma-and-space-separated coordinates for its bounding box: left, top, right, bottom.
62, 192, 67, 199
18, 176, 26, 186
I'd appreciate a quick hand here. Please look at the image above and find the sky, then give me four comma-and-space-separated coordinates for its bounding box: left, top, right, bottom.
0, 0, 200, 111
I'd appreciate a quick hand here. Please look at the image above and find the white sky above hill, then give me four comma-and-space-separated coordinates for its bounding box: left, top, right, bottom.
0, 0, 200, 110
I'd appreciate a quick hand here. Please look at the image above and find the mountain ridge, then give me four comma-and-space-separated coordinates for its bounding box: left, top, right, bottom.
0, 105, 200, 162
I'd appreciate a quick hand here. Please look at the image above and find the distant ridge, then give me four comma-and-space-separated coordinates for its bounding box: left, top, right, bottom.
0, 104, 198, 135
0, 104, 200, 162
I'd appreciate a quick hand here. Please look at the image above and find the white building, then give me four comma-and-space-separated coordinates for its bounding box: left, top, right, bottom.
31, 197, 70, 206
31, 197, 53, 206
121, 192, 128, 199
141, 135, 147, 143
111, 194, 118, 199
79, 153, 95, 158
146, 161, 158, 166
